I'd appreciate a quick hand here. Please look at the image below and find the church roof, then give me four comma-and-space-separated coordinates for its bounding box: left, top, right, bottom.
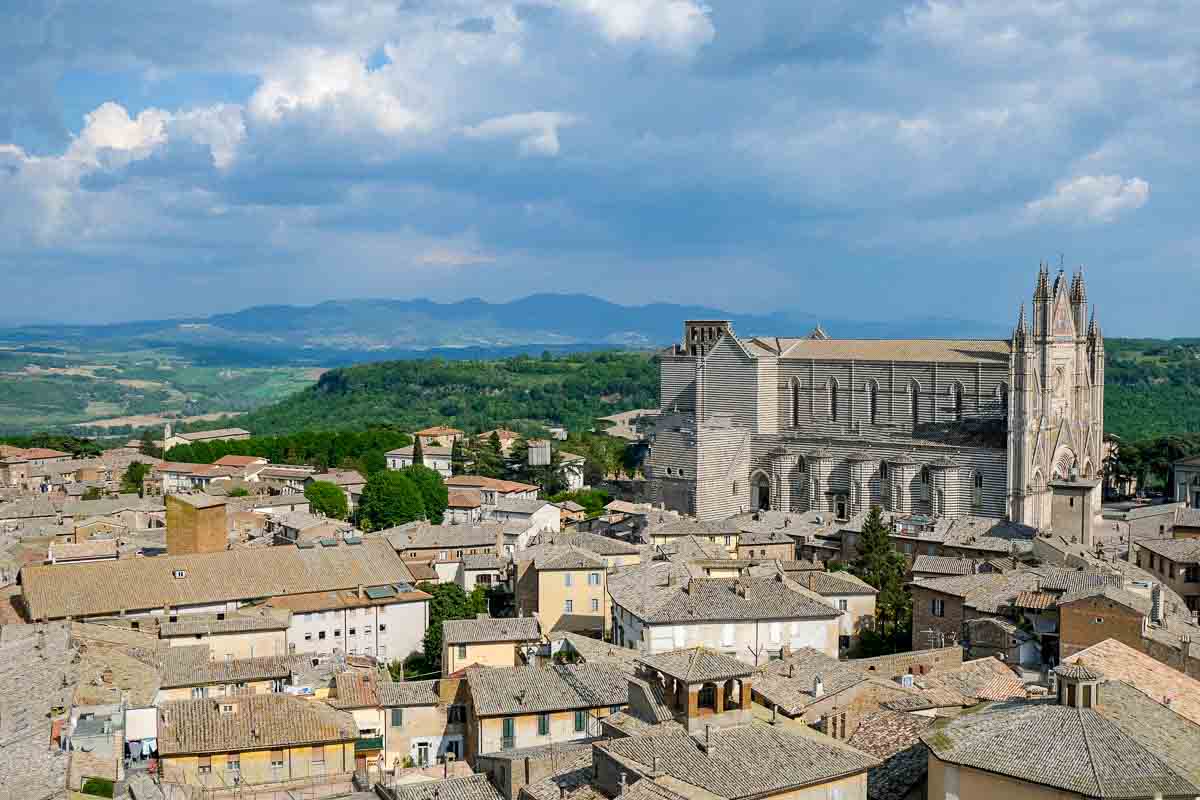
742, 337, 1010, 365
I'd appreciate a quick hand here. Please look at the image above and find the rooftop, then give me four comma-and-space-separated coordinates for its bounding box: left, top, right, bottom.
443, 615, 541, 646
21, 538, 413, 620
158, 608, 291, 637
1065, 638, 1200, 726
445, 475, 540, 494
157, 693, 357, 755
388, 774, 502, 800
609, 570, 839, 625
536, 532, 641, 556
176, 427, 250, 441
637, 648, 755, 684
1136, 537, 1200, 563
466, 664, 628, 717
846, 710, 934, 800
742, 336, 1010, 365
922, 699, 1199, 798
599, 723, 878, 799
753, 648, 868, 714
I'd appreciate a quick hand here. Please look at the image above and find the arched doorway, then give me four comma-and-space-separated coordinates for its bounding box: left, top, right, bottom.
752, 471, 771, 511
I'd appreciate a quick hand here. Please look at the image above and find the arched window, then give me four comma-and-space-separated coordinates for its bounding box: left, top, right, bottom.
797, 455, 808, 474
998, 382, 1009, 415
951, 383, 964, 422
829, 379, 840, 422
867, 380, 879, 424
973, 471, 983, 508
792, 379, 801, 427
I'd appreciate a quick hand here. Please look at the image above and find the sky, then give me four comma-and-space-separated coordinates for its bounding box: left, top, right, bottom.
0, 1, 1195, 335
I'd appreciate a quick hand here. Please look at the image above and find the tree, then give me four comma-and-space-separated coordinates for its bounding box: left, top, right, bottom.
305, 480, 349, 520
359, 470, 426, 530
469, 433, 505, 479
402, 465, 449, 524
139, 429, 163, 458
418, 582, 490, 670
851, 505, 912, 650
412, 436, 425, 466
226, 486, 250, 497
82, 486, 106, 501
451, 439, 468, 476
120, 461, 152, 495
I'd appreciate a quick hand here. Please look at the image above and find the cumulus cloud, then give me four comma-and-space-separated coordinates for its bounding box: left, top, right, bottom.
562, 0, 715, 55
1024, 175, 1151, 224
462, 112, 580, 156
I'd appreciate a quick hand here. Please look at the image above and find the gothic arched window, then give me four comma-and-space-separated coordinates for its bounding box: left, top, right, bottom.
792, 380, 801, 427
829, 379, 840, 422
867, 381, 879, 424
951, 383, 964, 422
910, 380, 922, 429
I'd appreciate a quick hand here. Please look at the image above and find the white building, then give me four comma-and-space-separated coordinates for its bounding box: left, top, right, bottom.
386, 445, 453, 478
558, 452, 587, 492
607, 561, 843, 665
492, 498, 561, 548
270, 584, 430, 663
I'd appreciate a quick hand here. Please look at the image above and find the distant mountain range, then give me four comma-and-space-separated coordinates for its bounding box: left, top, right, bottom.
1, 294, 1012, 366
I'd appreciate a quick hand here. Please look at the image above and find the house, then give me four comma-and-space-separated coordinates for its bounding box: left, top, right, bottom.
558, 452, 586, 492
382, 774, 500, 800
255, 464, 317, 493
387, 522, 505, 578
909, 554, 1002, 581
266, 581, 432, 663
515, 545, 609, 637
162, 426, 251, 450
790, 570, 878, 652
442, 615, 543, 675
1062, 637, 1200, 725
458, 553, 506, 592
529, 531, 641, 568
380, 678, 469, 769
607, 561, 843, 663
20, 538, 416, 623
962, 617, 1038, 664
475, 429, 522, 455
447, 489, 485, 525
644, 517, 738, 555
923, 663, 1200, 800
415, 426, 465, 447
154, 648, 299, 702
158, 608, 292, 660
465, 664, 628, 757
1173, 454, 1200, 509
445, 476, 540, 507
593, 722, 877, 800
493, 498, 560, 545
1132, 537, 1200, 611
556, 501, 587, 526
267, 510, 358, 545
306, 470, 367, 512
387, 445, 454, 478
156, 693, 357, 788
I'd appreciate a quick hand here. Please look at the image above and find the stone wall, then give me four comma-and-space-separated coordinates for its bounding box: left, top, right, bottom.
850, 645, 964, 679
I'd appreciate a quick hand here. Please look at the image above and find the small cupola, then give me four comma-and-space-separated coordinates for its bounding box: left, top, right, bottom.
1054, 661, 1103, 709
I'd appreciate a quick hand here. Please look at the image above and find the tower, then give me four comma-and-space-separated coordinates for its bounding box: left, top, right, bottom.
1009, 263, 1103, 528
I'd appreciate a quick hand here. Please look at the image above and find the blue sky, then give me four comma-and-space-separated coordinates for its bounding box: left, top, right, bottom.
0, 1, 1194, 334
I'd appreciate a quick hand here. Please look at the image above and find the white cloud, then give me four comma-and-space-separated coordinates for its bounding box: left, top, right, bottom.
417, 245, 496, 267
462, 111, 580, 156
1024, 175, 1150, 224
563, 0, 715, 55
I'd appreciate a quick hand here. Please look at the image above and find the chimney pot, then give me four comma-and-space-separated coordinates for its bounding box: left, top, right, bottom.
813, 673, 825, 698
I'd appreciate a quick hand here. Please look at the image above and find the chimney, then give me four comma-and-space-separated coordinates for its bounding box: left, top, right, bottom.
1151, 584, 1164, 625
704, 724, 714, 754
771, 705, 778, 724
813, 674, 824, 698
652, 755, 661, 775
788, 664, 796, 679
357, 585, 365, 599
619, 772, 627, 793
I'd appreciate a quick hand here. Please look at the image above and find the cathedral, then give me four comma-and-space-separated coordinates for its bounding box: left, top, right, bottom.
645, 265, 1105, 527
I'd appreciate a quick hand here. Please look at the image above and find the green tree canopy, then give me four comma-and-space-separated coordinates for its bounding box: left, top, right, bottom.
359, 469, 426, 530
304, 480, 349, 521
120, 460, 152, 494
412, 436, 424, 466
451, 439, 467, 475
418, 582, 489, 670
402, 464, 448, 524
850, 505, 912, 653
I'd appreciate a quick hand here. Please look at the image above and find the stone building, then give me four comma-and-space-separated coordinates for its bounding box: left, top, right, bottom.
647, 266, 1105, 527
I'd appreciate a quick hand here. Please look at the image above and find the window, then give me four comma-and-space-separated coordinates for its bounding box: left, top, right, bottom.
838, 599, 848, 611
910, 380, 921, 427
588, 572, 600, 586
829, 379, 839, 422
304, 632, 313, 641
575, 710, 588, 732
564, 573, 573, 587
348, 627, 356, 637
312, 746, 325, 766
724, 535, 732, 547
391, 708, 404, 727
318, 631, 326, 640
931, 598, 945, 617
333, 629, 341, 638
867, 381, 879, 424
502, 717, 515, 748
270, 751, 284, 769
538, 713, 550, 736
191, 686, 208, 699
457, 644, 468, 659
591, 598, 600, 612
227, 755, 240, 773
365, 625, 372, 634
448, 704, 467, 724
1082, 684, 1094, 708
792, 379, 801, 427
610, 705, 622, 714
1067, 684, 1076, 706
952, 383, 964, 421
379, 624, 388, 632
565, 599, 574, 613
198, 756, 212, 775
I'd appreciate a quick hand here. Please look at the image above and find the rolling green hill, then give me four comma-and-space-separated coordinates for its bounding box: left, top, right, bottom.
226, 351, 659, 436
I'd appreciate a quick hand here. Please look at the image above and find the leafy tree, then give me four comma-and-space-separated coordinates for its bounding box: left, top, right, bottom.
305, 480, 349, 520
120, 461, 152, 495
851, 505, 912, 649
547, 488, 611, 516
359, 470, 426, 529
451, 439, 468, 475
418, 582, 490, 670
402, 465, 448, 524
225, 486, 250, 497
412, 436, 424, 466
82, 486, 106, 501
469, 433, 505, 479
139, 429, 163, 458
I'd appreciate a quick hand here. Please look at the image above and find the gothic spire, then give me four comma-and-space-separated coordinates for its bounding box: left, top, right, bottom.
1013, 303, 1028, 345
1071, 267, 1087, 304
1034, 262, 1050, 300
1088, 305, 1100, 339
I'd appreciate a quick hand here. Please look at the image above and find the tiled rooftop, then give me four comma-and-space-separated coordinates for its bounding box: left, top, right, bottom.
157, 693, 357, 755
637, 648, 754, 683
466, 664, 628, 717
443, 615, 541, 645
